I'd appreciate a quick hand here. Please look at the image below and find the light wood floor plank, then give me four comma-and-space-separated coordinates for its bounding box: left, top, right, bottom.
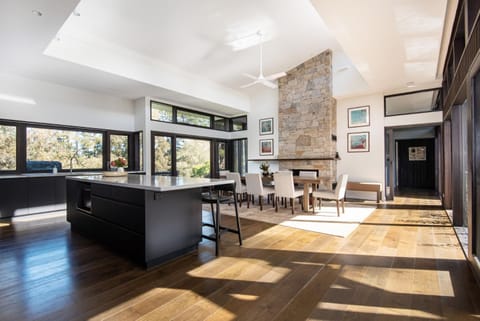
1, 194, 480, 321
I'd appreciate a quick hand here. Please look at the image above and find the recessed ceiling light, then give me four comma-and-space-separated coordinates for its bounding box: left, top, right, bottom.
32, 9, 42, 16
406, 81, 416, 88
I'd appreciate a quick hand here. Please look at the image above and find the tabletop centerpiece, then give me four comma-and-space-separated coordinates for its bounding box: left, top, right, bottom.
260, 161, 270, 177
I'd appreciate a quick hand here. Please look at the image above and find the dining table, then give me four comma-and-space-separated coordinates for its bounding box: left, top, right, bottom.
260, 175, 331, 212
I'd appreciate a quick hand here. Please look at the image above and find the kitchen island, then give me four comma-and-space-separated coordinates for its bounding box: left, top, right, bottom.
66, 174, 234, 268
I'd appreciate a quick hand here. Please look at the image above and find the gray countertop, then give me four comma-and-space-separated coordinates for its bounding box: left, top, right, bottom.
66, 174, 234, 192
0, 171, 144, 179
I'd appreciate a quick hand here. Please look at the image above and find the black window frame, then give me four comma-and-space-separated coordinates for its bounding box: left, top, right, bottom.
107, 131, 134, 171
0, 118, 139, 174
149, 99, 247, 132
384, 88, 443, 117
151, 131, 244, 178
0, 121, 18, 173
175, 107, 212, 129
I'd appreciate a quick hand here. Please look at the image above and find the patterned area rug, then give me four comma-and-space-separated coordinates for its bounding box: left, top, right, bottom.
209, 201, 376, 238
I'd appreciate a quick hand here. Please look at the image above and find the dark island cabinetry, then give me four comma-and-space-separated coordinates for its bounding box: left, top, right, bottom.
66, 175, 217, 268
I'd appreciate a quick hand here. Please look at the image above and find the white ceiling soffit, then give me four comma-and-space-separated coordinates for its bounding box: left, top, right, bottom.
311, 0, 448, 95
45, 0, 368, 104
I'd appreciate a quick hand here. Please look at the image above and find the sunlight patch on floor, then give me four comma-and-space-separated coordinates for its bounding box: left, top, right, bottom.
341, 266, 454, 297
229, 293, 259, 301
316, 302, 444, 319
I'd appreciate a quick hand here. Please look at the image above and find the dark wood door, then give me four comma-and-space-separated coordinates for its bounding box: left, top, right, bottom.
397, 139, 435, 189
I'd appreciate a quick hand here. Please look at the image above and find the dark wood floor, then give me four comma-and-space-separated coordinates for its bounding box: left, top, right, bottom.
1, 195, 480, 320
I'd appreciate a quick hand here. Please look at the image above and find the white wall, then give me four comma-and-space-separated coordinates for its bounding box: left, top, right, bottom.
337, 93, 385, 200
246, 88, 279, 174
0, 73, 135, 130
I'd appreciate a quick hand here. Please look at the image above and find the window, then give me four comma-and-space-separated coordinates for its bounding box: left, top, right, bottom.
153, 135, 172, 174
110, 134, 129, 164
214, 116, 228, 131
139, 131, 143, 171
151, 101, 173, 122
26, 127, 103, 171
176, 109, 211, 128
232, 139, 247, 175
385, 88, 441, 116
217, 142, 226, 170
176, 138, 210, 177
149, 99, 247, 131
232, 116, 247, 131
0, 125, 16, 171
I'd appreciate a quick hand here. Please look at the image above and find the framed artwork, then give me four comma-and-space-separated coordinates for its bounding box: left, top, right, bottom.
259, 118, 274, 135
347, 132, 369, 153
408, 146, 426, 161
259, 139, 274, 155
348, 105, 370, 128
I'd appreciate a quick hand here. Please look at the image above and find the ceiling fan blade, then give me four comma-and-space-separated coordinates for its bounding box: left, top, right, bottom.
265, 72, 286, 80
240, 81, 258, 88
242, 73, 258, 80
260, 79, 278, 89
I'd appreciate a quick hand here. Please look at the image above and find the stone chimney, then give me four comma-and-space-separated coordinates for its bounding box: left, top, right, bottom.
278, 50, 337, 186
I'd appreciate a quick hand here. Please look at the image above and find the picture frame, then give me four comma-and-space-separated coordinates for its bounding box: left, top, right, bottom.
259, 139, 274, 156
259, 118, 274, 135
347, 132, 370, 153
348, 105, 370, 128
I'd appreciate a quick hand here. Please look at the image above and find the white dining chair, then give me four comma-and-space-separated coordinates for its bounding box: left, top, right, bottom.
226, 172, 247, 207
273, 171, 304, 214
312, 174, 349, 216
245, 173, 275, 210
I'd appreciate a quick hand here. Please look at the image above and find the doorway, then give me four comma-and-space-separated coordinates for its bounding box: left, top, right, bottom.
397, 138, 435, 191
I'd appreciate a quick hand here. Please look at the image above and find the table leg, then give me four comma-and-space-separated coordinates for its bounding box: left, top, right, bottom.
303, 183, 310, 211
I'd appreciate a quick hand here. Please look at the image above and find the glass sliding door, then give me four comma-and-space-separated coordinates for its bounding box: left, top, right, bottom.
232, 139, 247, 175
176, 137, 211, 177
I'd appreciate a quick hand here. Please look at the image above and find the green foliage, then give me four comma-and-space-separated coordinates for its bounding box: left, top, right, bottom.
154, 136, 172, 173
0, 125, 16, 170
26, 128, 103, 170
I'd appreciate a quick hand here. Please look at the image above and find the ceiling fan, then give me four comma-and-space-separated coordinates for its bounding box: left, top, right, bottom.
240, 32, 286, 89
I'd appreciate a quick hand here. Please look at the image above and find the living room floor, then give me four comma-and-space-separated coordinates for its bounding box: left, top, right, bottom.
0, 194, 479, 321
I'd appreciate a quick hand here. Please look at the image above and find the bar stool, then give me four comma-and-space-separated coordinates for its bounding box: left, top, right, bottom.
201, 183, 242, 256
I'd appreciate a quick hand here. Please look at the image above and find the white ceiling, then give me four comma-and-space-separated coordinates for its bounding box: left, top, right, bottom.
0, 0, 453, 116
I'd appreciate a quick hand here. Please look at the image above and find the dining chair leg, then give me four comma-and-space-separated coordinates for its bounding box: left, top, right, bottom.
271, 194, 275, 208
312, 197, 316, 213
275, 196, 279, 212
238, 193, 242, 207
259, 195, 263, 211
336, 200, 340, 216
232, 191, 242, 245
342, 198, 345, 213
247, 194, 250, 208
290, 198, 294, 215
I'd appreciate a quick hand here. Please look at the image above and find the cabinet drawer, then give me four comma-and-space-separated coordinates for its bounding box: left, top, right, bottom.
91, 195, 145, 235
92, 184, 145, 206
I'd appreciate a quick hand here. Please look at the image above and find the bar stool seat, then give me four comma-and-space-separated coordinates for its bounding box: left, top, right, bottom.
201, 187, 242, 256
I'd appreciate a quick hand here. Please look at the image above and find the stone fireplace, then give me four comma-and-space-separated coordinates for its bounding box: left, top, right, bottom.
278, 50, 337, 187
